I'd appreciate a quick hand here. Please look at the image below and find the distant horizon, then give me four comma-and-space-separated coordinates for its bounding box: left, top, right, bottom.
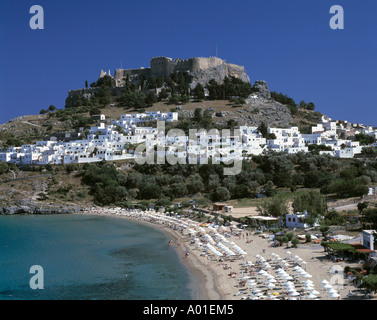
1, 0, 376, 126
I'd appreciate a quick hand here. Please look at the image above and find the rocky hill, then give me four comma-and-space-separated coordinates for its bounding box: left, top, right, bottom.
0, 92, 323, 149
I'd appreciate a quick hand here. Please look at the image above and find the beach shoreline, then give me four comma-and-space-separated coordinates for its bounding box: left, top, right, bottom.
72, 211, 224, 300
72, 209, 372, 301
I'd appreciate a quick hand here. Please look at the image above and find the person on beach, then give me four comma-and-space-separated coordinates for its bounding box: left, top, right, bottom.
168, 240, 172, 247
185, 252, 189, 261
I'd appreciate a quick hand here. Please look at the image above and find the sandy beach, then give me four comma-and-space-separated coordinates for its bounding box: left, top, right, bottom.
76, 208, 373, 301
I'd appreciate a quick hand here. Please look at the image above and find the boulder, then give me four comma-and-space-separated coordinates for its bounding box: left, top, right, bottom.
252, 80, 270, 99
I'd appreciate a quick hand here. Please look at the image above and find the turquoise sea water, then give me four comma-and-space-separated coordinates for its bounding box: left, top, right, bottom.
0, 214, 194, 300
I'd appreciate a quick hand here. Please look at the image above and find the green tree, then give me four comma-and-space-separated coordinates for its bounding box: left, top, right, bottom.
118, 91, 146, 109
85, 80, 88, 89
319, 225, 331, 239
96, 75, 112, 87
213, 187, 231, 202
188, 174, 204, 194
145, 91, 157, 106
291, 238, 300, 248
257, 196, 287, 217
257, 122, 268, 139
292, 191, 327, 216
168, 94, 181, 105
227, 119, 238, 130
170, 183, 188, 198
48, 105, 56, 112
358, 202, 369, 213
140, 184, 162, 199
97, 86, 112, 105
355, 133, 376, 146
156, 75, 165, 88
361, 274, 377, 293
180, 94, 190, 104
192, 83, 205, 101
263, 180, 276, 197
0, 162, 9, 175
148, 76, 157, 89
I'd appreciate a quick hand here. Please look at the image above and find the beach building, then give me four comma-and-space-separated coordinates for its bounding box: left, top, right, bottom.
247, 216, 280, 229
212, 202, 233, 213
362, 230, 376, 251
285, 210, 320, 229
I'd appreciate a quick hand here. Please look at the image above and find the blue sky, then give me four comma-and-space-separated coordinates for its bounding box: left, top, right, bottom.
0, 0, 376, 125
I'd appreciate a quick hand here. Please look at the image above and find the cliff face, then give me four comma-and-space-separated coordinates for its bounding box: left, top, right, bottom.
189, 62, 250, 89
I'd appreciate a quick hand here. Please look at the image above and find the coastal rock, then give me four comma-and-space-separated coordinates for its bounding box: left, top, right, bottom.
0, 202, 81, 215
252, 80, 270, 99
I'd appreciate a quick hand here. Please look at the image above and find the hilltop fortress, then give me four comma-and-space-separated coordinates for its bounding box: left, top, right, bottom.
66, 56, 251, 108
112, 56, 250, 88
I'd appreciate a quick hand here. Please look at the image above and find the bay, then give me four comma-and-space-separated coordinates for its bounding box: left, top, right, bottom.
0, 214, 193, 300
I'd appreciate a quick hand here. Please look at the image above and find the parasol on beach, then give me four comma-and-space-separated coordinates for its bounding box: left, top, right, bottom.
266, 283, 275, 289
327, 288, 338, 294
329, 292, 340, 299
322, 283, 333, 290
302, 273, 313, 278
205, 243, 223, 256
258, 270, 268, 275
232, 244, 247, 255
309, 290, 320, 295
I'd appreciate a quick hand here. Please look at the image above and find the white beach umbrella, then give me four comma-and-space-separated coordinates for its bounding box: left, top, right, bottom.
327, 288, 338, 294
277, 272, 289, 278
232, 244, 247, 255
292, 266, 303, 271
322, 283, 333, 290
305, 294, 318, 300
329, 292, 340, 299
262, 262, 271, 269
302, 273, 313, 278
266, 283, 275, 289
304, 286, 315, 292
284, 282, 295, 288
309, 290, 320, 295
320, 279, 329, 284
289, 291, 300, 297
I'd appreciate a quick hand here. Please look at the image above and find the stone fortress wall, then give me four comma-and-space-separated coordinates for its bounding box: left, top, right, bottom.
66, 56, 250, 107
113, 56, 234, 87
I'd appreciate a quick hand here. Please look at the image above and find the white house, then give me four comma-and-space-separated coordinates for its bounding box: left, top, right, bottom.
286, 210, 320, 229
362, 230, 376, 251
